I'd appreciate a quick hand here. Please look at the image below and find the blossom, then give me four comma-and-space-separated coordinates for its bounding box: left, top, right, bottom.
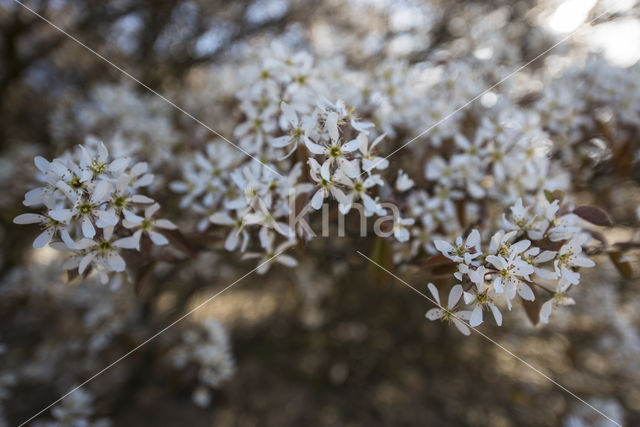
395, 169, 415, 192
304, 111, 361, 178
13, 212, 74, 249
464, 282, 503, 328
271, 102, 315, 158
392, 215, 415, 242
122, 203, 177, 247
307, 158, 349, 210
434, 229, 481, 264
486, 251, 535, 302
209, 209, 250, 251
332, 169, 385, 215
68, 226, 139, 283
522, 246, 558, 280
354, 132, 388, 173
242, 233, 298, 274
554, 234, 595, 288
425, 283, 472, 335
540, 293, 576, 324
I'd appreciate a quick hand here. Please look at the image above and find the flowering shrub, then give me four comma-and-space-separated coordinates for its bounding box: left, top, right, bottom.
2, 0, 640, 425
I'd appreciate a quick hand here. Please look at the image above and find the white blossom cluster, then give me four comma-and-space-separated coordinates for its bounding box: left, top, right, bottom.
538, 56, 640, 166
33, 387, 109, 427
13, 137, 176, 284
427, 197, 596, 335
172, 320, 235, 408
50, 83, 181, 169
172, 42, 416, 273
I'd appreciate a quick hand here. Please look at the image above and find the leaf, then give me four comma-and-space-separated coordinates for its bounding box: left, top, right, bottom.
521, 286, 541, 326
64, 268, 81, 285
609, 251, 633, 279
420, 254, 455, 269
533, 238, 564, 252
135, 262, 156, 297
572, 205, 612, 227
544, 189, 564, 204
420, 254, 458, 278
163, 229, 197, 257
368, 237, 394, 287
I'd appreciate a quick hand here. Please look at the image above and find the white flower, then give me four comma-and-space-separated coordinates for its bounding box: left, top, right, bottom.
332, 169, 384, 215
52, 179, 118, 238
502, 198, 535, 231
122, 203, 177, 247
395, 169, 415, 192
554, 234, 595, 288
425, 283, 472, 336
486, 251, 535, 303
548, 213, 581, 242
392, 215, 415, 242
434, 229, 481, 264
540, 293, 575, 324
242, 234, 298, 274
209, 209, 250, 252
522, 246, 558, 280
306, 158, 349, 210
244, 201, 294, 242
13, 212, 75, 249
304, 112, 360, 178
70, 226, 136, 280
456, 265, 503, 327
354, 132, 388, 173
271, 102, 315, 159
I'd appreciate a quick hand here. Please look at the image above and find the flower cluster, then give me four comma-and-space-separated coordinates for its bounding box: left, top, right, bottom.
428, 197, 596, 333
34, 387, 109, 427
14, 137, 175, 284
172, 43, 417, 273
172, 320, 235, 407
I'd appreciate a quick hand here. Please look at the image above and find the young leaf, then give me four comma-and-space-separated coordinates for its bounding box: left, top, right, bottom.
521, 286, 541, 326
544, 189, 564, 204
420, 254, 455, 269
609, 251, 633, 279
163, 229, 197, 258
572, 205, 612, 227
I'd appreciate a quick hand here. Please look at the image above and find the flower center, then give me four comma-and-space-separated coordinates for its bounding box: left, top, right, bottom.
78, 202, 93, 215
90, 159, 107, 175
329, 145, 342, 158
98, 240, 112, 253
113, 196, 126, 208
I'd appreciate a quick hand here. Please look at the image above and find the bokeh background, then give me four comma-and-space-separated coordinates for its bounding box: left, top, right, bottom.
1, 0, 640, 426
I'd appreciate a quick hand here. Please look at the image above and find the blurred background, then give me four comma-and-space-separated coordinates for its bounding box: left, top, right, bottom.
1, 0, 640, 426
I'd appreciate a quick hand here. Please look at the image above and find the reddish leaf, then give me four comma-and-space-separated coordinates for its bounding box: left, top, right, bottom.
521, 286, 541, 326
544, 189, 565, 204
534, 239, 564, 251
163, 229, 197, 257
609, 251, 633, 279
135, 262, 156, 297
420, 254, 458, 278
572, 206, 612, 227
64, 268, 80, 284
420, 254, 455, 269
